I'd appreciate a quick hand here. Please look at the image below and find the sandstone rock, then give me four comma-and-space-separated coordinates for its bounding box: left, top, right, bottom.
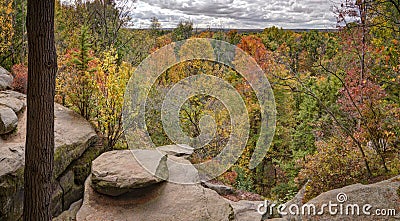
1, 90, 26, 100
0, 144, 24, 220
0, 106, 18, 134
306, 176, 400, 220
0, 91, 26, 113
228, 200, 265, 221
281, 183, 307, 221
156, 144, 194, 158
53, 199, 82, 221
54, 104, 98, 178
77, 176, 234, 221
202, 181, 235, 195
281, 176, 400, 221
55, 170, 83, 213
166, 155, 200, 184
63, 183, 84, 211
0, 103, 98, 220
91, 150, 168, 197
60, 170, 75, 195
0, 67, 13, 91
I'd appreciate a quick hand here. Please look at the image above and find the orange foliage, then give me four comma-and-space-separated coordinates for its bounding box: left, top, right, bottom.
237, 36, 269, 71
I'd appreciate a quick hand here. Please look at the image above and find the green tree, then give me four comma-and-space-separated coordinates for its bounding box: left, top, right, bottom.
58, 26, 97, 120
172, 20, 193, 41
150, 17, 161, 36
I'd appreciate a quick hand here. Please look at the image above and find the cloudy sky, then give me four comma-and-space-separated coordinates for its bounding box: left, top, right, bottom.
130, 0, 338, 29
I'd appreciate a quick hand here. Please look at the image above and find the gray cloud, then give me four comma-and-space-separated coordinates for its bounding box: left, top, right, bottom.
131, 0, 337, 29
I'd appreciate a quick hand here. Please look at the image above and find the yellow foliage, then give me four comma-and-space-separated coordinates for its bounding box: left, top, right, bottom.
0, 0, 14, 55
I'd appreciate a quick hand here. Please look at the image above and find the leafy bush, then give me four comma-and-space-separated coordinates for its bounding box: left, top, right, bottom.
297, 137, 368, 202
11, 63, 27, 94
271, 180, 298, 203
233, 166, 254, 192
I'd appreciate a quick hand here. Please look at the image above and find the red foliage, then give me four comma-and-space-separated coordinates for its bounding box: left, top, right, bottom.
11, 64, 28, 94
237, 35, 269, 71
221, 170, 238, 186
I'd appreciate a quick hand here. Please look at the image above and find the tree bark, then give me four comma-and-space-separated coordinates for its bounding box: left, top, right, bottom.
23, 0, 57, 220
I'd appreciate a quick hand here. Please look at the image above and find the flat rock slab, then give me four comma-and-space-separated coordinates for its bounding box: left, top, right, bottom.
156, 144, 194, 158
77, 176, 234, 221
202, 181, 235, 195
91, 150, 168, 196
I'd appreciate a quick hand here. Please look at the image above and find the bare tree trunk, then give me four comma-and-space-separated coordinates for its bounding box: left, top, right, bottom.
23, 0, 57, 220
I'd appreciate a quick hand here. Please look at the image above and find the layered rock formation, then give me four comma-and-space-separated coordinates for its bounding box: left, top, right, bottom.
76, 149, 235, 221
0, 79, 99, 220
90, 150, 168, 196
62, 145, 400, 221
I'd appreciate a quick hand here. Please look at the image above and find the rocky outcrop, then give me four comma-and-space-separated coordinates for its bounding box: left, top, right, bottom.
0, 67, 13, 91
0, 91, 99, 220
91, 150, 168, 196
280, 176, 400, 221
60, 148, 400, 221
303, 176, 400, 221
77, 149, 234, 221
77, 176, 234, 221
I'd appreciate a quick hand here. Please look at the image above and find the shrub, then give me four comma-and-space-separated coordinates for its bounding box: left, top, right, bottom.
297, 137, 368, 202
11, 64, 28, 94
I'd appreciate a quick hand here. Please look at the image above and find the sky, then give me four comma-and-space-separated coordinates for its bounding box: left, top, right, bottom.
130, 0, 338, 29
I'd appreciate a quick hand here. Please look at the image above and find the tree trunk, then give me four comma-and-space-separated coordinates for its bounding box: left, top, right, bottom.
23, 0, 57, 220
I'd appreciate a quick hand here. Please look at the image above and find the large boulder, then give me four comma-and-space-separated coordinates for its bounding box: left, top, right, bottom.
0, 100, 98, 220
303, 176, 400, 220
0, 91, 26, 135
0, 90, 26, 114
76, 176, 234, 221
91, 150, 168, 196
0, 106, 18, 134
0, 67, 13, 91
280, 176, 400, 221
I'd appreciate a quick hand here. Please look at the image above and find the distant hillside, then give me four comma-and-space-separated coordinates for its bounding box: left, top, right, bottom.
130, 28, 337, 33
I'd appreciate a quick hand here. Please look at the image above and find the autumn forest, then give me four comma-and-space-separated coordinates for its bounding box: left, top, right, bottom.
0, 0, 400, 219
